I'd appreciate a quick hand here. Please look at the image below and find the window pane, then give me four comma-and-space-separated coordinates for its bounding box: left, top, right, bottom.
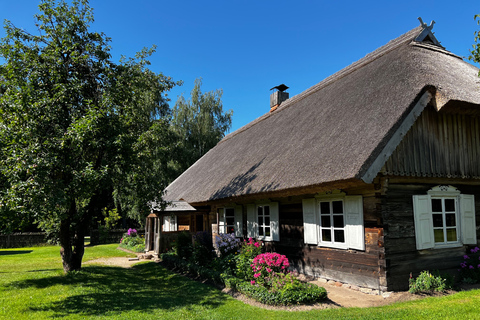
225, 208, 234, 216
431, 199, 442, 212
264, 206, 270, 216
226, 217, 234, 226
265, 227, 271, 237
445, 213, 456, 227
264, 217, 270, 226
259, 227, 264, 236
332, 201, 343, 213
258, 216, 263, 225
434, 229, 444, 243
334, 230, 345, 243
322, 229, 331, 242
333, 215, 344, 228
446, 228, 457, 242
321, 216, 331, 228
227, 226, 234, 234
320, 202, 330, 214
445, 199, 455, 212
258, 206, 263, 216
432, 214, 443, 228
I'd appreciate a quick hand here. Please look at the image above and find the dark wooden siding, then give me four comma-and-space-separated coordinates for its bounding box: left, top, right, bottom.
382, 182, 480, 291
384, 106, 480, 179
271, 188, 386, 290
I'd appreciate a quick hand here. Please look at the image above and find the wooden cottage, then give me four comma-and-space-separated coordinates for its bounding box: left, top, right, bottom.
149, 21, 480, 291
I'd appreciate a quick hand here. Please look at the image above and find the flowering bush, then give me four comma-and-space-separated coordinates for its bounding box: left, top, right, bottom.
119, 228, 145, 252
459, 246, 480, 283
251, 252, 290, 287
236, 237, 263, 280
215, 233, 240, 257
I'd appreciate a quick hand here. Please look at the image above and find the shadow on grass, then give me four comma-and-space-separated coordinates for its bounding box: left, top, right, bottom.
7, 262, 229, 317
0, 250, 33, 256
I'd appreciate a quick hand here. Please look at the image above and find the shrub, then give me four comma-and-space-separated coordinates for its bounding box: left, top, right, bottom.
192, 231, 214, 266
251, 252, 289, 288
459, 246, 480, 283
236, 238, 262, 281
408, 270, 451, 293
119, 228, 145, 252
175, 231, 193, 259
236, 278, 327, 305
215, 233, 240, 257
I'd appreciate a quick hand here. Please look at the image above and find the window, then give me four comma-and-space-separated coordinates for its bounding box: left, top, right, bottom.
218, 206, 243, 237
246, 202, 280, 241
257, 205, 271, 238
413, 186, 476, 250
319, 200, 345, 246
163, 215, 177, 232
302, 194, 364, 250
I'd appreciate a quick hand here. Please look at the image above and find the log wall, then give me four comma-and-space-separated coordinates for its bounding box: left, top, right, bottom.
382, 180, 480, 291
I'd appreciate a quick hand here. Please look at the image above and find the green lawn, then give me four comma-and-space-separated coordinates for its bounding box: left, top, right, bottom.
1, 244, 480, 319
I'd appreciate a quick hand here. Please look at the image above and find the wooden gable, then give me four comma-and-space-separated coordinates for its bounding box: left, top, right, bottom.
383, 103, 480, 179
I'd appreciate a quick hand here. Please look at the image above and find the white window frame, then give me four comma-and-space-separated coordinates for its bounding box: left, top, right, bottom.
247, 202, 280, 242
218, 205, 243, 237
302, 193, 365, 250
413, 185, 477, 250
162, 215, 177, 232
318, 198, 347, 249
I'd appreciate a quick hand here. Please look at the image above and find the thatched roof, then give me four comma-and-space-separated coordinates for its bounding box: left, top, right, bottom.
165, 25, 480, 205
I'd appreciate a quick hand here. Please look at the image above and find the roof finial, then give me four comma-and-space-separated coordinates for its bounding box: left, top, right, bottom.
418, 17, 435, 30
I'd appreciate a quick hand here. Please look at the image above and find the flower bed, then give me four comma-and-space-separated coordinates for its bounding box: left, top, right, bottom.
119, 228, 145, 253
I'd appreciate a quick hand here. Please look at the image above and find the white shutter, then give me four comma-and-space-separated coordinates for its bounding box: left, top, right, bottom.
344, 195, 365, 250
270, 202, 280, 241
234, 205, 243, 238
302, 198, 318, 245
173, 215, 177, 231
247, 204, 257, 238
413, 195, 435, 250
218, 208, 225, 234
163, 216, 170, 232
460, 194, 477, 245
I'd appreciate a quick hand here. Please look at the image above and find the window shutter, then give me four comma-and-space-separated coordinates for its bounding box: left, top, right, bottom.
413, 195, 435, 250
247, 204, 257, 238
270, 202, 280, 241
218, 208, 225, 234
173, 215, 177, 231
460, 194, 477, 245
344, 195, 365, 250
234, 205, 243, 238
302, 198, 318, 245
163, 216, 169, 232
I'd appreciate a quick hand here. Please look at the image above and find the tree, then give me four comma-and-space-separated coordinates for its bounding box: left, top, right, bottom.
0, 0, 178, 271
171, 78, 233, 177
471, 14, 480, 66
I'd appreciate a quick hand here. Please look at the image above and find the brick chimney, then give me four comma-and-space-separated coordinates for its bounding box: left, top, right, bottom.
270, 84, 289, 112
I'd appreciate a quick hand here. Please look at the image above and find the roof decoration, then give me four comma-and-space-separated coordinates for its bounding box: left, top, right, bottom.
415, 17, 443, 48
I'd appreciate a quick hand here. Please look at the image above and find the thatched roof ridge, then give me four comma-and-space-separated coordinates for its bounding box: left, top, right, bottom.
164, 25, 480, 205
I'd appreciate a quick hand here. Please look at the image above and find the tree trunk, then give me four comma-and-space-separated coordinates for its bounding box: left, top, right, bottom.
59, 200, 85, 272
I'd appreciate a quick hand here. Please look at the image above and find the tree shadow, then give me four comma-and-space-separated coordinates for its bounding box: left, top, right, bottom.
6, 263, 229, 317
210, 159, 280, 200
0, 250, 33, 256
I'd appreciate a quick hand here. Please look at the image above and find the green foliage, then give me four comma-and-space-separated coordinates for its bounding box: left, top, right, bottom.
101, 207, 121, 230
119, 228, 145, 252
236, 278, 327, 306
174, 231, 193, 259
191, 231, 214, 266
470, 14, 480, 69
409, 270, 452, 294
0, 0, 178, 271
236, 237, 263, 281
170, 78, 232, 179
459, 247, 480, 283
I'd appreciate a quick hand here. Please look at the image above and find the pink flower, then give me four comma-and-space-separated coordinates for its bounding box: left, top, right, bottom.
254, 273, 261, 278
266, 268, 272, 273
254, 242, 260, 248
251, 280, 255, 285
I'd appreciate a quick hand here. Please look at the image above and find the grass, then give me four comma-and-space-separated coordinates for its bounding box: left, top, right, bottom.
0, 245, 479, 319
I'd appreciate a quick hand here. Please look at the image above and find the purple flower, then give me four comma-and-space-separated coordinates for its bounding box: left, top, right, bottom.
470, 265, 475, 269
464, 255, 470, 260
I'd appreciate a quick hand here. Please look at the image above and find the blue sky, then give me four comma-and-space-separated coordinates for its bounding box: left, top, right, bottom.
1, 0, 479, 133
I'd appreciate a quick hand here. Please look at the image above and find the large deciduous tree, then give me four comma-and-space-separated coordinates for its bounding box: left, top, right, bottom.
171, 78, 232, 178
0, 0, 177, 271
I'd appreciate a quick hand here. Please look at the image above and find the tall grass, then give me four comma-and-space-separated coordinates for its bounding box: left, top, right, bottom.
1, 244, 480, 319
